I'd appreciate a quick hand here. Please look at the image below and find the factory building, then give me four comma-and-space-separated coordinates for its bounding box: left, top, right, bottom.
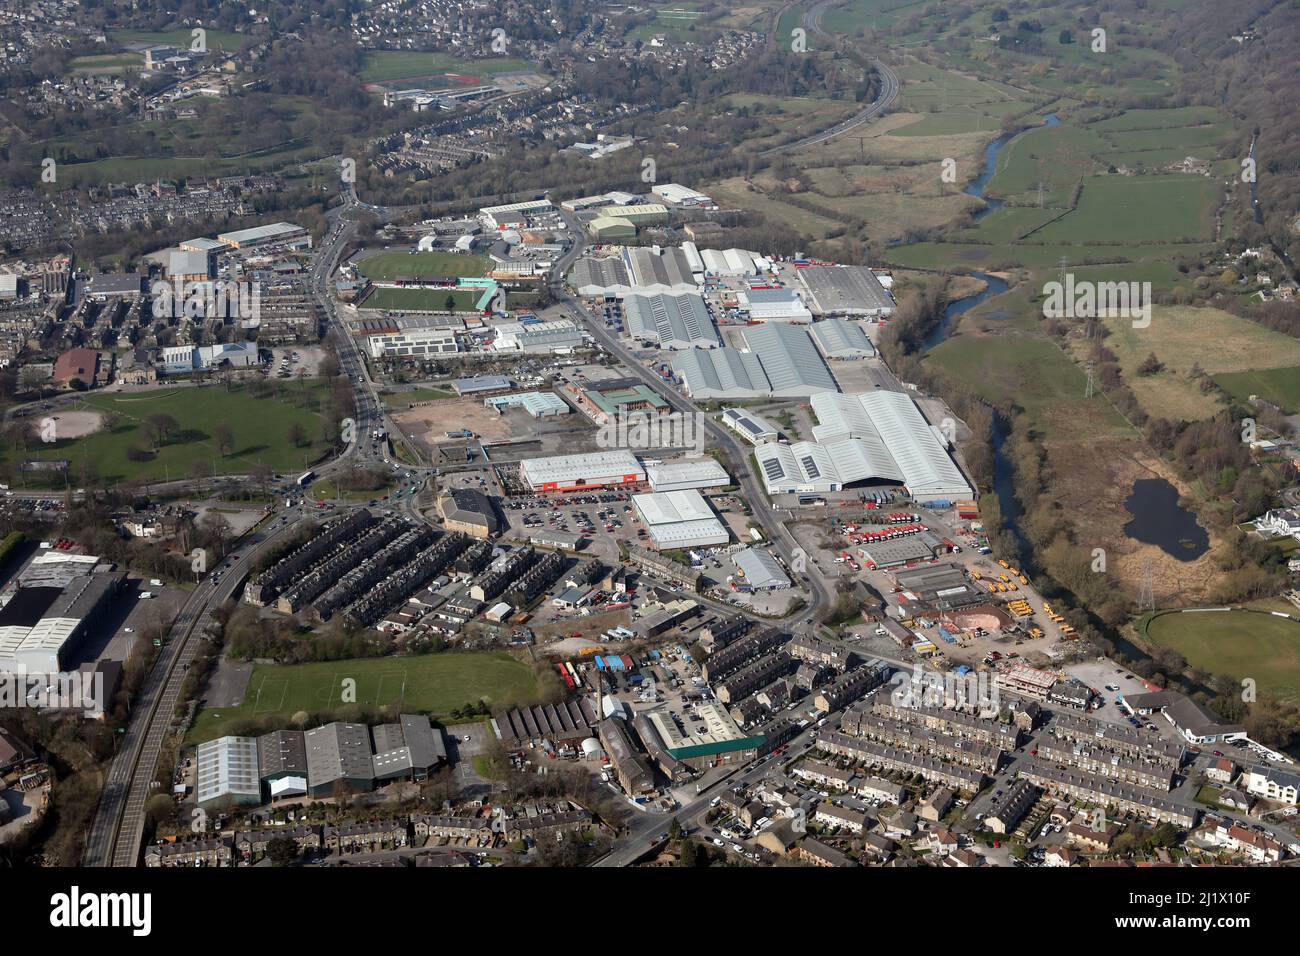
0, 571, 124, 674
633, 490, 730, 549
622, 246, 698, 295
810, 319, 877, 360
521, 451, 647, 494
196, 736, 262, 810
737, 287, 813, 323
796, 265, 895, 317
624, 291, 720, 349
721, 407, 780, 445
644, 457, 730, 493
216, 222, 311, 250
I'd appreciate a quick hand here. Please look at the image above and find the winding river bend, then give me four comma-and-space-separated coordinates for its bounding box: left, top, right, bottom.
904, 114, 1061, 556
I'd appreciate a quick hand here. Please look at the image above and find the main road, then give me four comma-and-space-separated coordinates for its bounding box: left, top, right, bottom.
82, 513, 310, 867
758, 0, 900, 158
551, 211, 836, 627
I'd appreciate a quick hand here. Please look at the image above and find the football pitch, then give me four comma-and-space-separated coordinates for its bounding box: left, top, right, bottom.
187, 652, 538, 742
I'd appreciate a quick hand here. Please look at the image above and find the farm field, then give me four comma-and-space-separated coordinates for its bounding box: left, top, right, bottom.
1094, 306, 1300, 421
9, 383, 331, 485
186, 652, 540, 742
1031, 175, 1218, 244
357, 250, 489, 280
1212, 366, 1300, 413
1144, 607, 1300, 704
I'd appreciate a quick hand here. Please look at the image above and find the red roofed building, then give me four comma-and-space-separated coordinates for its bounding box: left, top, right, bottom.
52, 348, 100, 388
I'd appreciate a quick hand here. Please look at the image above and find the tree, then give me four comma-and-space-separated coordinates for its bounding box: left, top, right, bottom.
444, 293, 457, 312
212, 423, 235, 457
288, 422, 307, 447
145, 413, 179, 448
266, 836, 299, 866
1137, 352, 1164, 375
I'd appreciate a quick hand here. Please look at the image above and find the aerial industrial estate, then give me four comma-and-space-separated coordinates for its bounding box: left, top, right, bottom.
0, 1, 1298, 925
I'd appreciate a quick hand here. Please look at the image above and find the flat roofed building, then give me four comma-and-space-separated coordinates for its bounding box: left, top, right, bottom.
810, 318, 876, 359
721, 407, 780, 445
305, 722, 374, 796
644, 701, 762, 767
84, 273, 144, 299
521, 450, 646, 493
167, 249, 213, 280
196, 735, 262, 809
633, 489, 729, 549
737, 287, 812, 323
797, 265, 895, 317
624, 291, 720, 349
368, 327, 459, 358
651, 183, 712, 206
216, 222, 309, 249
644, 457, 730, 492
480, 199, 553, 229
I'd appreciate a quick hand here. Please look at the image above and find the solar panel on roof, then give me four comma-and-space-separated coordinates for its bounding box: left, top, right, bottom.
800, 456, 821, 478
763, 459, 785, 480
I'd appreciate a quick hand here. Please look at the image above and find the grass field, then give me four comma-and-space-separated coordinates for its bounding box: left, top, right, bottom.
1032, 175, 1218, 243
109, 28, 257, 53
381, 388, 456, 408
359, 51, 534, 83
187, 652, 539, 742
1145, 607, 1300, 703
10, 383, 330, 485
357, 249, 489, 280
1095, 307, 1300, 421
1213, 366, 1300, 413
69, 52, 144, 74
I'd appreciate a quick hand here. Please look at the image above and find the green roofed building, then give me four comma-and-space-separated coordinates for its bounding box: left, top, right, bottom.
642, 701, 764, 770
588, 216, 637, 240
578, 382, 670, 423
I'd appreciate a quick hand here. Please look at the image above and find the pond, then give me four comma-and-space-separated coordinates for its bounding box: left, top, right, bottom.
1123, 478, 1209, 560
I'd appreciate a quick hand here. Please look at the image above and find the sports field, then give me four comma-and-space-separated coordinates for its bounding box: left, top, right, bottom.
187, 652, 539, 742
359, 51, 533, 83
1144, 606, 1300, 703
357, 250, 489, 281
360, 287, 484, 313
11, 383, 330, 485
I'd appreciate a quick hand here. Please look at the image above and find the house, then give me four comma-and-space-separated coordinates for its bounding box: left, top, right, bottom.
324, 819, 409, 854
233, 825, 322, 860
918, 788, 954, 822
1205, 758, 1236, 785
1218, 789, 1254, 813
793, 759, 855, 791
1204, 822, 1283, 863
985, 779, 1038, 834
412, 814, 492, 844
1066, 820, 1121, 853
882, 811, 919, 840
795, 836, 857, 867
942, 847, 982, 867
921, 827, 959, 856
144, 837, 233, 867
1045, 845, 1079, 867
754, 818, 802, 856
1244, 764, 1300, 806
1255, 508, 1300, 540
814, 802, 870, 834
51, 347, 100, 387
860, 831, 896, 860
